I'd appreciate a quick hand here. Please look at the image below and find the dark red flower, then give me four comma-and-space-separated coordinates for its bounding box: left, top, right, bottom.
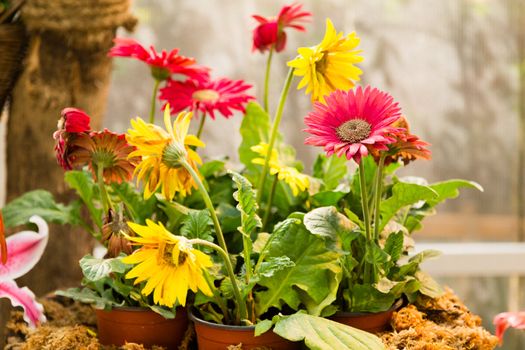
252, 3, 312, 53
109, 38, 209, 82
53, 108, 92, 170
160, 76, 254, 120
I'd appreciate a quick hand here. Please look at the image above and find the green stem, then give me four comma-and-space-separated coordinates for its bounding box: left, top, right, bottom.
149, 79, 161, 124
180, 160, 247, 322
203, 270, 230, 323
262, 174, 278, 231
190, 238, 247, 324
196, 112, 207, 139
263, 47, 274, 113
359, 162, 371, 242
373, 154, 386, 242
96, 165, 112, 214
256, 68, 294, 204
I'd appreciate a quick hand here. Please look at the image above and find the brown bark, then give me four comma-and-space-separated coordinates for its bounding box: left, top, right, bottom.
2, 0, 136, 340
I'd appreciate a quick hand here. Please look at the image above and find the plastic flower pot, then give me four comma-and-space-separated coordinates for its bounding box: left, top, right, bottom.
330, 299, 404, 333
95, 306, 188, 349
189, 310, 299, 350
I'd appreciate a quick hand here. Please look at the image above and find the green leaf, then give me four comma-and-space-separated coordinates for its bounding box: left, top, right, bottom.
148, 305, 177, 319
312, 154, 348, 190
396, 250, 441, 277
254, 319, 273, 336
228, 170, 262, 237
304, 206, 357, 241
257, 256, 295, 278
347, 284, 396, 312
239, 102, 271, 172
274, 312, 385, 350
255, 219, 342, 316
343, 208, 364, 228
79, 255, 129, 282
311, 191, 347, 207
2, 190, 82, 228
384, 231, 404, 264
199, 160, 226, 178
415, 270, 444, 298
428, 179, 483, 207
364, 242, 389, 265
65, 170, 103, 228
111, 181, 157, 224
215, 203, 241, 233
56, 287, 122, 309
180, 210, 213, 251
379, 182, 438, 232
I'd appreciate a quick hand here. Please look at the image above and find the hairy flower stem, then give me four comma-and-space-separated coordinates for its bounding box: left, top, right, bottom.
262, 174, 278, 231
256, 68, 294, 205
373, 154, 386, 242
359, 162, 377, 284
149, 79, 161, 124
196, 113, 207, 139
96, 165, 112, 215
190, 238, 248, 324
263, 47, 274, 113
181, 161, 248, 323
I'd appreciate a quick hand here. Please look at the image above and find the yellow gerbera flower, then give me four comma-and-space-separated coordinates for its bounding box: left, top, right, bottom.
287, 18, 363, 102
126, 105, 205, 200
122, 220, 213, 307
251, 143, 310, 196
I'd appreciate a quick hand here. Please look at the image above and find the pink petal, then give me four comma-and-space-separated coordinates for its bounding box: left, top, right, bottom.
494, 311, 525, 344
0, 216, 49, 281
0, 280, 46, 327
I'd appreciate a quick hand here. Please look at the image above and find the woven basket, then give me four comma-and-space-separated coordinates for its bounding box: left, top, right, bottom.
0, 23, 27, 111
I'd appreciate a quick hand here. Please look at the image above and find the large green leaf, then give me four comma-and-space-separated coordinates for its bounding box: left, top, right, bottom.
228, 170, 262, 237
312, 153, 348, 190
238, 102, 271, 172
65, 170, 103, 228
379, 182, 438, 232
180, 210, 213, 243
56, 287, 122, 309
2, 190, 82, 228
274, 312, 385, 350
428, 179, 483, 207
303, 206, 356, 241
384, 231, 404, 265
255, 219, 342, 316
79, 255, 129, 282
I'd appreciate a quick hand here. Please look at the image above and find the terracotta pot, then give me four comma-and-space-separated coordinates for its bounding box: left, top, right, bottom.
95, 306, 188, 349
189, 311, 299, 350
330, 299, 403, 333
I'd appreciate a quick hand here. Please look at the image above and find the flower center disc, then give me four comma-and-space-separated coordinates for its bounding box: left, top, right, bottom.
192, 89, 220, 103
336, 119, 372, 143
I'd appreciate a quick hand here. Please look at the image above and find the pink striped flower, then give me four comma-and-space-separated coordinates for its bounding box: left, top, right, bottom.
0, 214, 48, 328
304, 87, 401, 163
493, 311, 525, 344
160, 76, 254, 120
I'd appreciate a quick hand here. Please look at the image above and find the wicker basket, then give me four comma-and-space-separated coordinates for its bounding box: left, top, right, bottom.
0, 22, 27, 111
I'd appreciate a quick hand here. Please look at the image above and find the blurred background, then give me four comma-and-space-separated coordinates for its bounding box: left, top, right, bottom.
1, 0, 525, 348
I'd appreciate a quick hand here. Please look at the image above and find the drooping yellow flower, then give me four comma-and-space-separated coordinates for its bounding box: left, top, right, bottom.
122, 220, 213, 307
287, 18, 363, 102
126, 105, 205, 200
251, 143, 310, 196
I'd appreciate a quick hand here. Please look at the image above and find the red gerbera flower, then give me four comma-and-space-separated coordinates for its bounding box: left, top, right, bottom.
159, 76, 254, 120
109, 38, 209, 82
252, 3, 312, 53
371, 116, 431, 166
304, 87, 401, 163
68, 130, 139, 184
53, 108, 92, 170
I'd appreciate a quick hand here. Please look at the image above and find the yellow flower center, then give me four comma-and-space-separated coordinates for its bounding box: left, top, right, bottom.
336, 119, 371, 143
315, 52, 329, 75
192, 89, 220, 103
158, 241, 188, 267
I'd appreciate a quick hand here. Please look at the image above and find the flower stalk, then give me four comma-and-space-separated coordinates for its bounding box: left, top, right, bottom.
96, 165, 112, 214
263, 47, 274, 112
149, 79, 161, 124
373, 153, 386, 242
262, 174, 279, 231
196, 112, 207, 139
256, 67, 294, 204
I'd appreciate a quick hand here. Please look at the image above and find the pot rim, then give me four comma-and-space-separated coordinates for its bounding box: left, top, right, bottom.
94, 305, 184, 313
334, 298, 404, 317
188, 308, 258, 331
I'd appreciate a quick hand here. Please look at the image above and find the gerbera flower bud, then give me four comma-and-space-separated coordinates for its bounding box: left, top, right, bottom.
159, 76, 254, 120
68, 130, 139, 184
101, 209, 132, 258
304, 87, 401, 163
109, 37, 210, 83
53, 108, 92, 170
252, 3, 312, 53
288, 19, 363, 102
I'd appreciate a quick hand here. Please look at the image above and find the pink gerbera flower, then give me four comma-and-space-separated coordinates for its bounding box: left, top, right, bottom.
252, 3, 312, 53
109, 38, 209, 82
159, 77, 254, 120
304, 87, 401, 163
